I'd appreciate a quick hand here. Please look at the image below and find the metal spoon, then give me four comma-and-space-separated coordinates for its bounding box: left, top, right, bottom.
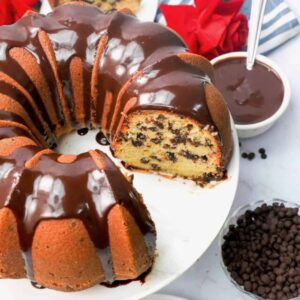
246, 0, 267, 71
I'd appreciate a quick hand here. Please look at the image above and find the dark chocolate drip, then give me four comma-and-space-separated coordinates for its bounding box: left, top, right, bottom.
77, 127, 89, 136
111, 55, 213, 139
95, 11, 186, 127
0, 110, 27, 125
0, 149, 155, 282
214, 57, 284, 124
44, 5, 112, 127
31, 281, 46, 289
0, 81, 47, 138
101, 267, 150, 288
0, 126, 33, 140
0, 15, 64, 136
0, 3, 217, 285
96, 131, 109, 146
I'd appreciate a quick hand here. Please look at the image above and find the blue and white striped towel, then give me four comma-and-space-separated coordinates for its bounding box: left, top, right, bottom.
156, 0, 300, 54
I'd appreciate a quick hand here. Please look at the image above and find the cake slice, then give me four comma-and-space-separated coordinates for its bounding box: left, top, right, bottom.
111, 55, 232, 184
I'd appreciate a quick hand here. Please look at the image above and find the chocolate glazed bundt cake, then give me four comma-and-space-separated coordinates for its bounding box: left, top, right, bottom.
0, 1, 232, 292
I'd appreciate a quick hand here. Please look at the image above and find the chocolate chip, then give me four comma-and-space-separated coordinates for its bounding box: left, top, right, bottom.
131, 139, 143, 147
150, 155, 161, 162
261, 153, 268, 159
151, 137, 162, 144
151, 164, 160, 171
242, 152, 248, 159
187, 124, 193, 131
259, 148, 266, 154
248, 152, 255, 160
140, 158, 150, 164
137, 133, 146, 140
171, 135, 187, 145
154, 121, 164, 129
166, 152, 177, 162
148, 126, 158, 132
180, 150, 199, 161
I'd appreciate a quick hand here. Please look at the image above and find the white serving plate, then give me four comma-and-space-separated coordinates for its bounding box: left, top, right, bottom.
0, 120, 239, 300
40, 0, 159, 22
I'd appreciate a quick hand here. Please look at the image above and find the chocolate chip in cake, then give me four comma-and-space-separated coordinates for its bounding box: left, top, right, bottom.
205, 138, 213, 148
203, 172, 215, 182
188, 138, 202, 147
171, 135, 187, 145
151, 137, 162, 144
148, 126, 158, 132
154, 121, 164, 129
131, 139, 143, 147
171, 128, 181, 135
137, 133, 146, 140
180, 150, 199, 161
201, 155, 208, 162
166, 151, 177, 162
151, 164, 161, 171
140, 158, 150, 164
150, 155, 161, 162
187, 124, 193, 131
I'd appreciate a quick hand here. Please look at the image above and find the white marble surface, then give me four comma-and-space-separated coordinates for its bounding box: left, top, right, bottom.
160, 1, 300, 299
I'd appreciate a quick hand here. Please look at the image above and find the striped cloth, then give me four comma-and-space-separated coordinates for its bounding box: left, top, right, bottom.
156, 0, 300, 54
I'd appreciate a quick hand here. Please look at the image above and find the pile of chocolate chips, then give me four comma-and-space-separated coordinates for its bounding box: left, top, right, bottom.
222, 202, 300, 300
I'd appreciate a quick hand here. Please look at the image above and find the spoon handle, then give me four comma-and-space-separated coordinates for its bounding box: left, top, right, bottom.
246, 0, 267, 71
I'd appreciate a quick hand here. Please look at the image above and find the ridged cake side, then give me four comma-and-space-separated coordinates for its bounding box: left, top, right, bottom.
0, 132, 155, 291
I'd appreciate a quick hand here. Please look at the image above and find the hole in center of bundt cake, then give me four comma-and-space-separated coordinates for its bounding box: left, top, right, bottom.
55, 129, 110, 155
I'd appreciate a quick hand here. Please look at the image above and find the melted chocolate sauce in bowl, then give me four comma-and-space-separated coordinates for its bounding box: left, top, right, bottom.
211, 52, 291, 139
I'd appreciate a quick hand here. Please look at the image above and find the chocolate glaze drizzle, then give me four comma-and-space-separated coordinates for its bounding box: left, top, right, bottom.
77, 127, 89, 136
96, 131, 109, 146
0, 146, 155, 282
31, 281, 46, 289
0, 3, 217, 285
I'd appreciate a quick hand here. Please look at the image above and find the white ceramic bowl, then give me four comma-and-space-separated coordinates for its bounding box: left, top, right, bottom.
218, 199, 300, 300
211, 52, 291, 139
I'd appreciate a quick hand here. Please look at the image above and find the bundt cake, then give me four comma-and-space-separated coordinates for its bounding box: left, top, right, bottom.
0, 1, 233, 292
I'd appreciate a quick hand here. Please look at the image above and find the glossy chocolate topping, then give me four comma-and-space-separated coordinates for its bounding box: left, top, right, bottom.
0, 3, 218, 283
109, 55, 212, 138
77, 127, 89, 136
214, 57, 284, 124
0, 146, 155, 281
0, 4, 215, 138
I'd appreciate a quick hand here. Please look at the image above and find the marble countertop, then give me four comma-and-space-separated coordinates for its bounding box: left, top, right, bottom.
160, 1, 300, 299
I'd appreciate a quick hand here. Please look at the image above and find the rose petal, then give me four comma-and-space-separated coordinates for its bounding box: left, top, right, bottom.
160, 4, 199, 50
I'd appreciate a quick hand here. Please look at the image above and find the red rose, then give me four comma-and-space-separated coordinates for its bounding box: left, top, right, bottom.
160, 0, 249, 60
0, 0, 38, 26
213, 13, 248, 59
